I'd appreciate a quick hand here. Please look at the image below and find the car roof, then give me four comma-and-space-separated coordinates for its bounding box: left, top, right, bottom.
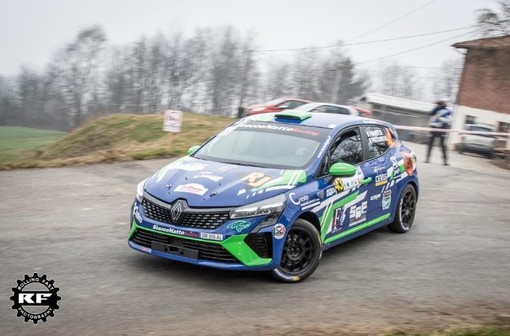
247, 110, 391, 130
298, 102, 352, 109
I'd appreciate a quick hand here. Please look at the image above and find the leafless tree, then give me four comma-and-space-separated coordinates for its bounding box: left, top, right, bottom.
50, 26, 107, 128
477, 0, 510, 36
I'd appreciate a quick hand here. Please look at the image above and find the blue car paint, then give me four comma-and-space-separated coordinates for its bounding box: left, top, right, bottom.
129, 112, 419, 271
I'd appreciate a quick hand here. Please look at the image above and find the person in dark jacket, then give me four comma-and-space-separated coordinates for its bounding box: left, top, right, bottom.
425, 99, 452, 165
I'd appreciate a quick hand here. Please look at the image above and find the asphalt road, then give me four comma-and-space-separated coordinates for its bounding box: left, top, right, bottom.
1, 143, 509, 335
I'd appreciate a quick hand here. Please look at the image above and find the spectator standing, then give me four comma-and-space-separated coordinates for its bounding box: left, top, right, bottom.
425, 99, 452, 165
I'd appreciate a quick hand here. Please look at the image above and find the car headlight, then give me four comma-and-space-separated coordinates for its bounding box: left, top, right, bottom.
230, 194, 286, 219
136, 178, 148, 202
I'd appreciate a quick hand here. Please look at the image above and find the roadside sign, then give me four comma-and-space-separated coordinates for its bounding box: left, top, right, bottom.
163, 110, 183, 133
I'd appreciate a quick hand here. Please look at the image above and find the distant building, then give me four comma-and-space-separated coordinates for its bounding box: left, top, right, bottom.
451, 35, 510, 148
358, 93, 434, 143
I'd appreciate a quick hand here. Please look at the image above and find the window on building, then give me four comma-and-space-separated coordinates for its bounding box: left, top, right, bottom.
465, 115, 477, 125
498, 121, 509, 133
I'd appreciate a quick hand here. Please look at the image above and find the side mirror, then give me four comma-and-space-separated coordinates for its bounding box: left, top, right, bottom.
329, 162, 357, 177
187, 145, 200, 156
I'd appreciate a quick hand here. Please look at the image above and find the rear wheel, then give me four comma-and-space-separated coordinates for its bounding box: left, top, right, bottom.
271, 219, 322, 283
387, 184, 417, 233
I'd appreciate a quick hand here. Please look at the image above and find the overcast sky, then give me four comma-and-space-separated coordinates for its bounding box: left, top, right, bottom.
0, 0, 496, 76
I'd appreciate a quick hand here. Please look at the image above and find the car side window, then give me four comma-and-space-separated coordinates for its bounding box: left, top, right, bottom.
329, 106, 349, 115
330, 130, 363, 166
365, 126, 390, 158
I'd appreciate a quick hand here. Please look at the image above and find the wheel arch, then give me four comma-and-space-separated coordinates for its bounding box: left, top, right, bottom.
298, 211, 321, 236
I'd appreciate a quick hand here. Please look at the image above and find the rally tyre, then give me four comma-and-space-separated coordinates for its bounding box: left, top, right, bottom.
271, 219, 322, 283
387, 184, 417, 233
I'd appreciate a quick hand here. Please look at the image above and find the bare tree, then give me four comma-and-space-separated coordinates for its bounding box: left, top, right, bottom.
51, 26, 107, 128
478, 0, 510, 36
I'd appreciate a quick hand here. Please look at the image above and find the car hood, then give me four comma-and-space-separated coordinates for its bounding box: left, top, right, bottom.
247, 103, 268, 110
144, 157, 308, 208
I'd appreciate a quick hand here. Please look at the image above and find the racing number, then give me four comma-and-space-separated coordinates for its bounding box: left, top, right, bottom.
241, 172, 272, 187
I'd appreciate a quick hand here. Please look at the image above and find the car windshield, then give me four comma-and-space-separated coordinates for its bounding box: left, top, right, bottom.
194, 122, 330, 169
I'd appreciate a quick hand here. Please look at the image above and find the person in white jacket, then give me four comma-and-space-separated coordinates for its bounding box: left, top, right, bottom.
425, 99, 452, 165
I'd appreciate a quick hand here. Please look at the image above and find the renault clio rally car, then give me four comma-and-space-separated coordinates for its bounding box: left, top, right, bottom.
128, 111, 419, 282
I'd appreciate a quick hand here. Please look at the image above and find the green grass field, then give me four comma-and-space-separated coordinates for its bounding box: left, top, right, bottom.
0, 113, 232, 169
0, 126, 65, 165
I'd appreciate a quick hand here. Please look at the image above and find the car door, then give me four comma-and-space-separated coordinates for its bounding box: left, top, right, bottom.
316, 127, 373, 242
360, 125, 398, 221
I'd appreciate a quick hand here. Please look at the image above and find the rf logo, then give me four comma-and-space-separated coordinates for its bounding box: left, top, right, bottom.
10, 273, 61, 323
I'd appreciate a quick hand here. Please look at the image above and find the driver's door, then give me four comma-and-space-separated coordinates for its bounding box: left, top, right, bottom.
317, 127, 372, 242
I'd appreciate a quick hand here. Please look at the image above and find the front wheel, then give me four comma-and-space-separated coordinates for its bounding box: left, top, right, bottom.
271, 219, 322, 283
387, 184, 417, 233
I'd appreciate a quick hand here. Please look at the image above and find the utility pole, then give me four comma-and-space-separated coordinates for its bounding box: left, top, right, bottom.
329, 61, 344, 103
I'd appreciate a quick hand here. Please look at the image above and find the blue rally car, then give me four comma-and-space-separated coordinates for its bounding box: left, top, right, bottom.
128, 111, 419, 282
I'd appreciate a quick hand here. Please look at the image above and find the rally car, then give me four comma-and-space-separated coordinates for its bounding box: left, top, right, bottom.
128, 111, 419, 282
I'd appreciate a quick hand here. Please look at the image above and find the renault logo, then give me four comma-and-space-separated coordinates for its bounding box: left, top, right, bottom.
171, 201, 184, 223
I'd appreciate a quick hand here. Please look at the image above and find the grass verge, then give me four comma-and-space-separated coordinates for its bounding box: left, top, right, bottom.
0, 126, 65, 165
0, 113, 232, 169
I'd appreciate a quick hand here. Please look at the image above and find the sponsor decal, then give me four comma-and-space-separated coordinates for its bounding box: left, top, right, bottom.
237, 124, 320, 137
326, 187, 336, 197
132, 204, 142, 223
199, 232, 224, 241
273, 224, 286, 239
386, 128, 398, 148
227, 220, 251, 233
252, 170, 306, 192
327, 124, 337, 128
317, 136, 332, 158
382, 190, 392, 210
402, 152, 414, 176
10, 273, 61, 324
178, 163, 206, 172
349, 201, 367, 226
332, 207, 345, 231
237, 189, 246, 196
217, 126, 237, 137
375, 173, 388, 186
152, 224, 199, 238
241, 172, 272, 188
334, 178, 344, 192
289, 193, 320, 210
174, 183, 208, 196
370, 194, 381, 201
194, 174, 223, 182
218, 165, 236, 173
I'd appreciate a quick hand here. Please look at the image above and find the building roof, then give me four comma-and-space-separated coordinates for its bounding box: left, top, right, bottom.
453, 35, 510, 50
361, 93, 434, 113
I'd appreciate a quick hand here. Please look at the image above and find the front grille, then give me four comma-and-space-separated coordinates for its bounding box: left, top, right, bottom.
245, 233, 273, 258
142, 197, 229, 230
131, 229, 238, 263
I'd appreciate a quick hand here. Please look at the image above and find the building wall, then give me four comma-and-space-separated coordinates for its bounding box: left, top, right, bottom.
456, 48, 510, 114
450, 105, 510, 149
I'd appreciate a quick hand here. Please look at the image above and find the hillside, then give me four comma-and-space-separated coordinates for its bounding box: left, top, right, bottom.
0, 113, 233, 169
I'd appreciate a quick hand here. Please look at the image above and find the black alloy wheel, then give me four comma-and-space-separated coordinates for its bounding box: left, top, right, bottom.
271, 219, 322, 282
387, 184, 417, 233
